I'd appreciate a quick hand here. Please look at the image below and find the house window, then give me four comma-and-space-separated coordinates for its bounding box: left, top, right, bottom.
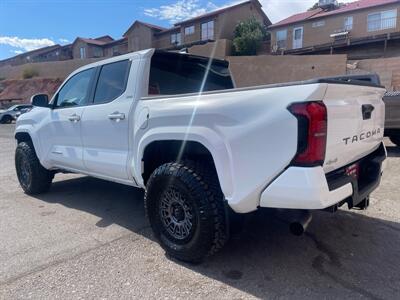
112, 46, 119, 56
170, 32, 182, 46
368, 9, 397, 32
344, 16, 353, 30
312, 20, 325, 28
276, 29, 287, 49
79, 47, 86, 59
185, 25, 195, 36
201, 21, 214, 41
93, 47, 103, 58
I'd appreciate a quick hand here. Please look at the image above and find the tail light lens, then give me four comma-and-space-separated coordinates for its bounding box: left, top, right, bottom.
288, 101, 327, 167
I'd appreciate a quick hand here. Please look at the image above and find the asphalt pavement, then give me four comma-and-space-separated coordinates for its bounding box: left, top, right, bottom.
0, 123, 399, 299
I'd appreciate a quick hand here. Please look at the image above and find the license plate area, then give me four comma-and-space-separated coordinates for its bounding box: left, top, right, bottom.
345, 163, 359, 180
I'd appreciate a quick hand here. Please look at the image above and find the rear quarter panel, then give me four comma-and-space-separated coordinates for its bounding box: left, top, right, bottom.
134, 83, 327, 213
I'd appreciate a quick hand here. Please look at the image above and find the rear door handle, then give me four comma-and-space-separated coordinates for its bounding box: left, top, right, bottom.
68, 114, 81, 122
108, 112, 125, 122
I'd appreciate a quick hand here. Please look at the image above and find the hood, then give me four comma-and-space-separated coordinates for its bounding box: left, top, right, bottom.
0, 109, 6, 114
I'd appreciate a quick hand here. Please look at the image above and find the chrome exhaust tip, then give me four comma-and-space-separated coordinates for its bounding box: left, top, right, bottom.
289, 210, 312, 236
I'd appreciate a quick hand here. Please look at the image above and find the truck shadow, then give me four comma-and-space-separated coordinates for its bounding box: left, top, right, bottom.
33, 175, 400, 299
386, 145, 400, 157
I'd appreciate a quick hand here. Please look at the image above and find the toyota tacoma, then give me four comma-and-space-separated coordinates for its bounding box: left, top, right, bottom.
14, 49, 386, 262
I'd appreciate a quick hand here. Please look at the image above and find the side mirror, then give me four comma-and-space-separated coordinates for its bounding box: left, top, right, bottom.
31, 94, 49, 107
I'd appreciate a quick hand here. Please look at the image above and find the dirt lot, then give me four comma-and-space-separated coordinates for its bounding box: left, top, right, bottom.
0, 124, 399, 299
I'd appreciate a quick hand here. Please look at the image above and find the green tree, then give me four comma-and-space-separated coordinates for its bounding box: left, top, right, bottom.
233, 18, 267, 56
308, 1, 344, 11
308, 2, 319, 11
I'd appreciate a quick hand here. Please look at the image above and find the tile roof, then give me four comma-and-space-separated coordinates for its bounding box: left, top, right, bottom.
174, 0, 268, 25
154, 26, 182, 35
102, 37, 128, 46
270, 0, 400, 28
123, 21, 167, 36
136, 21, 168, 31
74, 36, 115, 46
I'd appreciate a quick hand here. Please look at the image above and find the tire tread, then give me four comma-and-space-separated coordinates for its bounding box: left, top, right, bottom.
144, 160, 229, 263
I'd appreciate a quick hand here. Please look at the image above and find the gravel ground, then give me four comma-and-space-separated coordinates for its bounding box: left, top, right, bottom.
0, 123, 399, 299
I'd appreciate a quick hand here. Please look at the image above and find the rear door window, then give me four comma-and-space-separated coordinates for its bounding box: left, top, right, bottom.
148, 53, 234, 96
93, 60, 130, 104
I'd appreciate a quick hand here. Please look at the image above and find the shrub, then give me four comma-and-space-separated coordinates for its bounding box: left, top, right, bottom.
233, 18, 267, 56
22, 67, 39, 79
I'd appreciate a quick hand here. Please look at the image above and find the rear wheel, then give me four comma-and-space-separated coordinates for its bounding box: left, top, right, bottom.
145, 161, 229, 263
390, 136, 400, 147
15, 142, 53, 195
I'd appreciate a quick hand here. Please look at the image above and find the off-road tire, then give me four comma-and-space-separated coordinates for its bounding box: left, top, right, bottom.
390, 136, 400, 147
15, 142, 53, 195
145, 160, 229, 263
1, 115, 12, 124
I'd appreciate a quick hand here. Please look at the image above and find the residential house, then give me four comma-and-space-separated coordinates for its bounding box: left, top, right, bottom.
0, 0, 272, 66
103, 38, 129, 57
0, 44, 72, 67
269, 0, 400, 59
123, 21, 167, 52
72, 35, 128, 59
151, 0, 271, 50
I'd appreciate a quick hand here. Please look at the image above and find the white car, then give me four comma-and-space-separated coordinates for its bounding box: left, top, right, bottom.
14, 49, 386, 262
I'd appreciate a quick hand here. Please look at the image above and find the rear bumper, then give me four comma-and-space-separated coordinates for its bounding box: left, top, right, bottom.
260, 143, 386, 210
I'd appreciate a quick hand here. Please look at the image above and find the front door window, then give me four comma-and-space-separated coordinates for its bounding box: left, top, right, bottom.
54, 68, 95, 108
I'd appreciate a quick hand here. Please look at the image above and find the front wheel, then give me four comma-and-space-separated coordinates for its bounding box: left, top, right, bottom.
389, 136, 400, 147
145, 161, 229, 263
15, 142, 54, 195
1, 115, 13, 124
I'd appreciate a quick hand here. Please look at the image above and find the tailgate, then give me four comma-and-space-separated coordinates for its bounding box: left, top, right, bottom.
323, 84, 386, 173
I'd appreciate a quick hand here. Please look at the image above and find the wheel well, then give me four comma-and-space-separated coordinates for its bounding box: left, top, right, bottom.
142, 140, 217, 184
15, 132, 33, 145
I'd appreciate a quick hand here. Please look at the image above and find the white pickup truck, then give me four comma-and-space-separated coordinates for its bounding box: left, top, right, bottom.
15, 49, 386, 262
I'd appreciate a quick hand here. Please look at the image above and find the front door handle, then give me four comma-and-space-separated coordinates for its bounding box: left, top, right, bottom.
68, 114, 81, 122
108, 112, 125, 122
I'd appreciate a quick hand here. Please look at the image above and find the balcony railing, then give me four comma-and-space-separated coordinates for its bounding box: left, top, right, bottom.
368, 17, 397, 32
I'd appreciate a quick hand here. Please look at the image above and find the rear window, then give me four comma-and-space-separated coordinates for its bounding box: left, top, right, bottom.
94, 60, 130, 104
148, 52, 234, 96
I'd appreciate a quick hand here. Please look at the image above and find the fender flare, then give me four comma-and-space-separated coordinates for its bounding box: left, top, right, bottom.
14, 126, 47, 167
134, 127, 235, 200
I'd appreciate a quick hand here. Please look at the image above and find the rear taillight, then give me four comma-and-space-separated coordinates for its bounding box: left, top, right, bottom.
288, 101, 327, 167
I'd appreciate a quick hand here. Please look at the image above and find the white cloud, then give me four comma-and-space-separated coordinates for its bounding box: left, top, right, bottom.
144, 0, 219, 24
59, 38, 70, 44
12, 50, 24, 55
0, 36, 55, 52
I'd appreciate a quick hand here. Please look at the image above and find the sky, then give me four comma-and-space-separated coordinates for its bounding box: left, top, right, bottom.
0, 0, 352, 60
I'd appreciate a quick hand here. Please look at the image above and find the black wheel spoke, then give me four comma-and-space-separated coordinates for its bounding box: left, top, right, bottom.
159, 186, 194, 240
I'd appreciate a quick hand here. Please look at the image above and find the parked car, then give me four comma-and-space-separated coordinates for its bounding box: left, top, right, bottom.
0, 104, 33, 124
383, 91, 400, 146
14, 50, 386, 263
